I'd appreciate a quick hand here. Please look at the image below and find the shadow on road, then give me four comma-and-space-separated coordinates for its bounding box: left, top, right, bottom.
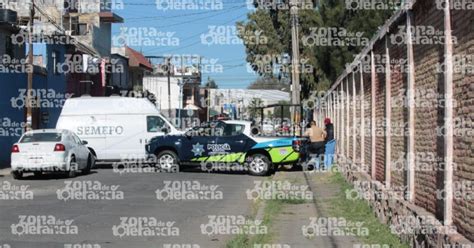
18, 171, 99, 181
90, 163, 308, 176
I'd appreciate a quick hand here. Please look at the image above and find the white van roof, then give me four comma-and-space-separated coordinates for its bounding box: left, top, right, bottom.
61, 96, 160, 115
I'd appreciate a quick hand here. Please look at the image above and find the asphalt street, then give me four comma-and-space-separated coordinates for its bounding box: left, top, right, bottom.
0, 168, 255, 248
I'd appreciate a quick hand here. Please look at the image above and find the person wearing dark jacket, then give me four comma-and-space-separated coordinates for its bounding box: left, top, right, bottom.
324, 118, 334, 142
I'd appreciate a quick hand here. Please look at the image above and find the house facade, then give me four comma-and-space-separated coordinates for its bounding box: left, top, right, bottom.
0, 0, 122, 167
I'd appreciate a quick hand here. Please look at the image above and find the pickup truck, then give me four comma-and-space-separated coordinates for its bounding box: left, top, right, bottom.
145, 120, 305, 176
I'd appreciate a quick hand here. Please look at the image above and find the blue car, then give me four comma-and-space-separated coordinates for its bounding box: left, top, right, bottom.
146, 120, 304, 176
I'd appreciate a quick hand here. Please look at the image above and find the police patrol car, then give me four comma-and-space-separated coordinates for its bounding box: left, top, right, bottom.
146, 120, 304, 176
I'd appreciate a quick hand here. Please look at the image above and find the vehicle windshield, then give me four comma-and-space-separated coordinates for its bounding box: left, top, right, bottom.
20, 133, 62, 143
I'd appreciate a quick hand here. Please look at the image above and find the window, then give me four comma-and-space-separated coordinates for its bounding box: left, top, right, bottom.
72, 134, 82, 144
70, 16, 79, 35
223, 124, 245, 136
20, 133, 62, 143
70, 17, 88, 35
78, 23, 88, 35
147, 116, 166, 133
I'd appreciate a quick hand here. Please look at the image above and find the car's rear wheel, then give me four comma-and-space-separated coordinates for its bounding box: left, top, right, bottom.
156, 150, 179, 173
12, 171, 23, 180
82, 155, 92, 175
247, 154, 271, 176
67, 156, 77, 178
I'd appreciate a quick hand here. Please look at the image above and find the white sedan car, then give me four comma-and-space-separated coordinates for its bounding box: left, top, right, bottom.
11, 129, 95, 179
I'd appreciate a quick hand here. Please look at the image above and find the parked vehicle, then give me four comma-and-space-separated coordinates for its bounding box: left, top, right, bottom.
146, 120, 305, 176
10, 129, 94, 179
56, 96, 180, 162
262, 121, 274, 135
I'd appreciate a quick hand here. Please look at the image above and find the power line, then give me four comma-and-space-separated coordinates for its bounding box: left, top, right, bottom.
144, 12, 247, 54
128, 5, 245, 22
126, 5, 246, 26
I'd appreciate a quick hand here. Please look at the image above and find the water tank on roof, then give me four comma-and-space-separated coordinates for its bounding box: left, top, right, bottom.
0, 9, 17, 24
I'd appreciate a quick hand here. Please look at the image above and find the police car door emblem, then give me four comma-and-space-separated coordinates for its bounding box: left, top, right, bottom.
192, 143, 205, 156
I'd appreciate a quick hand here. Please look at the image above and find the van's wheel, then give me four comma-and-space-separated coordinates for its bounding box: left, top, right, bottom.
67, 156, 77, 178
82, 155, 92, 175
12, 171, 23, 180
247, 154, 271, 176
156, 150, 179, 173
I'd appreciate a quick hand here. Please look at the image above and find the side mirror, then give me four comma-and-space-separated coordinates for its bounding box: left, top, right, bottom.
185, 130, 193, 138
81, 140, 88, 145
161, 127, 170, 134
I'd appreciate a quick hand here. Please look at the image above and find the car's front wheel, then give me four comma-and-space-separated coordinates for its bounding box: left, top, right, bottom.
247, 154, 271, 176
156, 150, 179, 173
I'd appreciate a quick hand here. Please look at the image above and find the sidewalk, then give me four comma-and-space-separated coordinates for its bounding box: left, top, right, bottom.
0, 167, 11, 177
272, 170, 359, 248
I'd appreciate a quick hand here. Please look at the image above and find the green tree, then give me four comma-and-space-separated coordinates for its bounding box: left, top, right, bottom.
248, 97, 264, 119
238, 0, 393, 97
205, 76, 218, 88
247, 77, 290, 91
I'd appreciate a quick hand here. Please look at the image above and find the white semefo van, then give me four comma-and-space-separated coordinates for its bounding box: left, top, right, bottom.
56, 96, 180, 162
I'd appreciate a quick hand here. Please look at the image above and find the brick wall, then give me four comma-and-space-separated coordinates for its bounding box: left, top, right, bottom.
326, 0, 474, 244
363, 70, 372, 174
451, 5, 474, 242
374, 43, 386, 183
412, 0, 445, 219
389, 31, 407, 190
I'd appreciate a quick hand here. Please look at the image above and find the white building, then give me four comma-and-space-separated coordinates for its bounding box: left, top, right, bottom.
143, 76, 180, 111
209, 89, 290, 107
209, 89, 290, 119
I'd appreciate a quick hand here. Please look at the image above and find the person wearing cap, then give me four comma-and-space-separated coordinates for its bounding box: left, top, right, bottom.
324, 117, 334, 142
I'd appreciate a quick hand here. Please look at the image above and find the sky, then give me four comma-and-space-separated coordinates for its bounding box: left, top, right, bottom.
113, 0, 257, 89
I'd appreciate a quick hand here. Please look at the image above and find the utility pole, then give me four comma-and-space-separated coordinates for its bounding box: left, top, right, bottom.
178, 55, 184, 129
290, 0, 300, 105
26, 0, 35, 131
290, 0, 301, 126
167, 57, 171, 118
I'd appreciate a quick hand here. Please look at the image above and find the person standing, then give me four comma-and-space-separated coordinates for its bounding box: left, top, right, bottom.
324, 117, 334, 142
304, 121, 327, 157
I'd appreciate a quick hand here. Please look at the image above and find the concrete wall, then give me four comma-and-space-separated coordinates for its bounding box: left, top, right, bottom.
143, 75, 180, 110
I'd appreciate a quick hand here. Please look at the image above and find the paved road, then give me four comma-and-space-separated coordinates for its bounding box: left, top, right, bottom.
0, 168, 255, 248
